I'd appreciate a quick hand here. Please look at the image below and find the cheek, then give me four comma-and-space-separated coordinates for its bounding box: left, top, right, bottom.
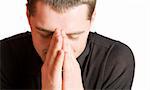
71, 42, 80, 52
32, 31, 50, 54
70, 38, 86, 53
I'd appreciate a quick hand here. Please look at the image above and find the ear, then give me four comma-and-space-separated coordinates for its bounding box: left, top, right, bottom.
89, 9, 96, 31
26, 4, 31, 25
26, 5, 33, 32
90, 9, 96, 23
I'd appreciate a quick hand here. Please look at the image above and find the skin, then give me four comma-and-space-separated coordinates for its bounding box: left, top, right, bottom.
27, 1, 95, 90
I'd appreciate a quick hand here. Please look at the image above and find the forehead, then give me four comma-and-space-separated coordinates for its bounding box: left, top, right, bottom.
31, 1, 90, 33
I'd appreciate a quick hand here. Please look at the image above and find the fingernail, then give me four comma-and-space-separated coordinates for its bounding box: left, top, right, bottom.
61, 30, 66, 37
57, 35, 62, 42
55, 29, 61, 36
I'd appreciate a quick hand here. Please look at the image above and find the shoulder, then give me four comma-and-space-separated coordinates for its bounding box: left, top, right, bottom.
0, 32, 42, 89
0, 31, 32, 54
0, 31, 34, 64
89, 32, 134, 61
0, 31, 32, 86
0, 31, 33, 62
89, 32, 135, 69
103, 40, 135, 75
0, 31, 33, 65
102, 41, 135, 88
0, 31, 31, 46
0, 31, 33, 73
89, 32, 135, 88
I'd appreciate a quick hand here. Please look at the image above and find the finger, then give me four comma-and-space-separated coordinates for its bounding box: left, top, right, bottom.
49, 29, 62, 53
61, 30, 79, 70
44, 29, 59, 62
61, 31, 72, 72
62, 35, 83, 90
62, 31, 77, 65
48, 29, 61, 53
62, 51, 70, 89
62, 48, 82, 90
68, 41, 76, 59
45, 29, 63, 66
62, 30, 68, 52
50, 50, 64, 90
63, 34, 80, 70
52, 50, 64, 74
63, 51, 72, 72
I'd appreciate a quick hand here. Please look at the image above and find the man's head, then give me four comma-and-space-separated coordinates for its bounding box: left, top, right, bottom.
27, 0, 96, 19
26, 0, 96, 61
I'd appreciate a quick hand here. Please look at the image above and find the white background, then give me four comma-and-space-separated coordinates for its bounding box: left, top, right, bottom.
0, 0, 150, 90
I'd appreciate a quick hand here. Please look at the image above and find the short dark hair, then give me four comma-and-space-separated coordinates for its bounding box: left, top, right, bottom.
27, 0, 96, 20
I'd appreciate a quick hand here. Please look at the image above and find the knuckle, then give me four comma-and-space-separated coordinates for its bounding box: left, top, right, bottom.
53, 65, 61, 72
41, 65, 47, 73
55, 38, 59, 44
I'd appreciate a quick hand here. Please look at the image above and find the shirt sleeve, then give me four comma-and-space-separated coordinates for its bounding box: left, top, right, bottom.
101, 42, 135, 90
0, 40, 17, 89
0, 40, 9, 89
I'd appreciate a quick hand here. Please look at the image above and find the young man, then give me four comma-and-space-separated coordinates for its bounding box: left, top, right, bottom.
0, 0, 135, 89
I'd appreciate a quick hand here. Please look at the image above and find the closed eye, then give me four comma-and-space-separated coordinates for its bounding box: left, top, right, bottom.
36, 26, 54, 38
67, 31, 85, 40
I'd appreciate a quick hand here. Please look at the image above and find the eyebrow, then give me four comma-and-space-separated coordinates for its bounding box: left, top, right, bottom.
35, 26, 85, 35
36, 26, 54, 34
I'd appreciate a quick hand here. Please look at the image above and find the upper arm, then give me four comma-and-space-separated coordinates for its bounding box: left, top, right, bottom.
102, 42, 135, 90
0, 40, 17, 89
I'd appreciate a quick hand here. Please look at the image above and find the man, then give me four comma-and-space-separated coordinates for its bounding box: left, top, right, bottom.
0, 0, 135, 90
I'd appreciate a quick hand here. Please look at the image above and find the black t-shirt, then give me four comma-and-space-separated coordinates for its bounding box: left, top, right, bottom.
0, 31, 135, 90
